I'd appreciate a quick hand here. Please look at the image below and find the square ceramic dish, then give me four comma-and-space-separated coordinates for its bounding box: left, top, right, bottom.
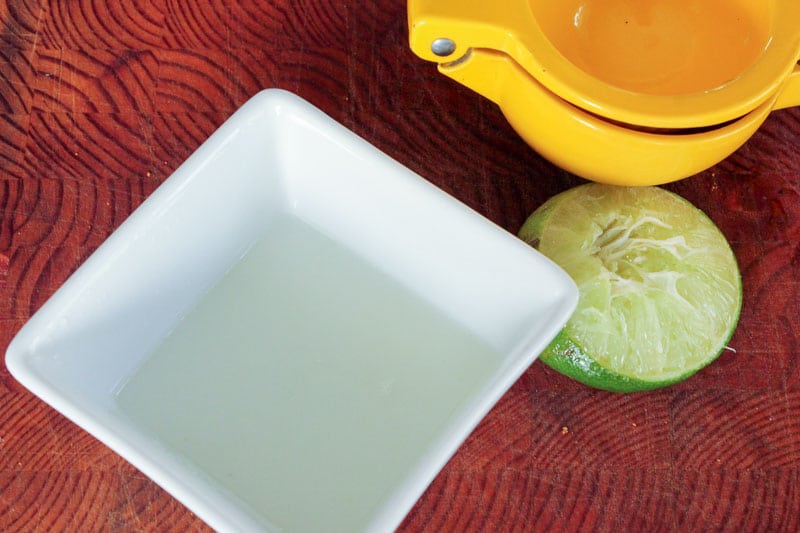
6, 89, 578, 532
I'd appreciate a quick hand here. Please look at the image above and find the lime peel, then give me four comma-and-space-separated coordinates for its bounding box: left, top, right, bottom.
520, 184, 742, 392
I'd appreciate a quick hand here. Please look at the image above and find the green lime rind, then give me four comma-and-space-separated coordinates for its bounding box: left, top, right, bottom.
539, 327, 735, 393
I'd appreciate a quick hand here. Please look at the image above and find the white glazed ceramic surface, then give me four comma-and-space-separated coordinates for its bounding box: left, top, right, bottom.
6, 89, 578, 532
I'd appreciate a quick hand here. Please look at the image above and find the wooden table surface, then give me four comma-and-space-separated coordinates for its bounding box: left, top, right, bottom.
2, 1, 799, 531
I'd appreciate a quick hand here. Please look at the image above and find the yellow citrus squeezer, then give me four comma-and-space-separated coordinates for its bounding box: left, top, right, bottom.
408, 0, 800, 185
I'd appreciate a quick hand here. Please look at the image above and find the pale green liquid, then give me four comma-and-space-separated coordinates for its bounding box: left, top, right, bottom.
116, 215, 500, 532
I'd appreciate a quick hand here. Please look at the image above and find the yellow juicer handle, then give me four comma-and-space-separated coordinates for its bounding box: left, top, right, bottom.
408, 0, 532, 63
434, 48, 776, 186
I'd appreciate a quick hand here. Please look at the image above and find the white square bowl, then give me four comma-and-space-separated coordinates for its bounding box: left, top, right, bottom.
6, 89, 578, 533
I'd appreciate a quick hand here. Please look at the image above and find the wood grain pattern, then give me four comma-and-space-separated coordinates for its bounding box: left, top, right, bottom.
1, 1, 800, 531
39, 1, 167, 50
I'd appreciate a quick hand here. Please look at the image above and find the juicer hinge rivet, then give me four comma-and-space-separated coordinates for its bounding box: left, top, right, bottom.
431, 38, 456, 57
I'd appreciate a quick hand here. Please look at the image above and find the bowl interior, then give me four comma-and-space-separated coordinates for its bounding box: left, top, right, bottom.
530, 0, 773, 95
7, 90, 577, 532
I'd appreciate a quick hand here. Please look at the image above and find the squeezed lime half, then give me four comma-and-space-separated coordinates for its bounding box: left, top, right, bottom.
520, 184, 742, 392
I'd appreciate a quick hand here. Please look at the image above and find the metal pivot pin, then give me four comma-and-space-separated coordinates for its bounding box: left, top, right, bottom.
431, 38, 456, 57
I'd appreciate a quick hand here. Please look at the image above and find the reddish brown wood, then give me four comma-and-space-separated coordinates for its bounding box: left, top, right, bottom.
1, 1, 799, 531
